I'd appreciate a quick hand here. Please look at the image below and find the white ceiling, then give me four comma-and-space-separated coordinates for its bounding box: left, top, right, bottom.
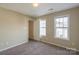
0, 3, 79, 17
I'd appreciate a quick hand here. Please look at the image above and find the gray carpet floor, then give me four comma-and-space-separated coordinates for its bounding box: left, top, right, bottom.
0, 40, 78, 55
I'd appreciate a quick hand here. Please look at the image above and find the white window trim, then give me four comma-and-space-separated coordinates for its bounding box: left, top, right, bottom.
54, 14, 70, 40
39, 19, 46, 37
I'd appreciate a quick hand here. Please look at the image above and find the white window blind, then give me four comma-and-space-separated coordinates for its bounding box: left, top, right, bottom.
40, 20, 46, 37
55, 16, 69, 40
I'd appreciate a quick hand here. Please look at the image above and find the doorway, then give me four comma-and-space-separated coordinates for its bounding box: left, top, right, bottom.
29, 20, 34, 40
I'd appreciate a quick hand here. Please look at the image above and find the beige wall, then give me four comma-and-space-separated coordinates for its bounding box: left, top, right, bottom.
34, 7, 79, 50
0, 6, 79, 52
34, 19, 40, 41
0, 7, 30, 51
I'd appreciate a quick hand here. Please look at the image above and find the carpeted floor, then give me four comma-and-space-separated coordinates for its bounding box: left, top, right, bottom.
0, 40, 78, 55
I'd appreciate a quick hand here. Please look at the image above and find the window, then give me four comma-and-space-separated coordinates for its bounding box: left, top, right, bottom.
39, 20, 46, 37
54, 16, 69, 40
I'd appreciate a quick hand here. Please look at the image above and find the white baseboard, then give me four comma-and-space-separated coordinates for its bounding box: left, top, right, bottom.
0, 41, 28, 52
41, 40, 79, 52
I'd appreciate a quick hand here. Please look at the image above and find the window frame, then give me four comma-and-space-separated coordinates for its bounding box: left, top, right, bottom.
54, 15, 70, 40
39, 19, 46, 37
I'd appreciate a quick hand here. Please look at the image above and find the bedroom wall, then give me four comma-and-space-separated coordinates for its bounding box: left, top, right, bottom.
0, 7, 30, 51
34, 7, 79, 50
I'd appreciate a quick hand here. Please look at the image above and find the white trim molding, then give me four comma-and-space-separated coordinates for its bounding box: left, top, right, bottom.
41, 40, 79, 52
0, 41, 28, 52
